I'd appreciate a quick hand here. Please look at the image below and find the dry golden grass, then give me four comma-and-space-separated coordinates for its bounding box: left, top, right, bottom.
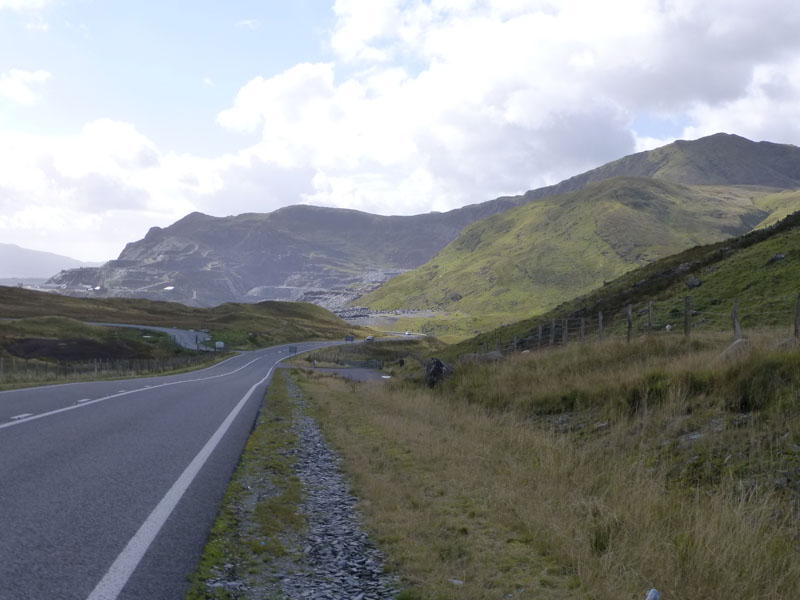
296, 331, 800, 599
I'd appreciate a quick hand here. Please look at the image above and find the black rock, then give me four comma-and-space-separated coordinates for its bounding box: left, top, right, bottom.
425, 357, 453, 387
686, 276, 702, 289
767, 252, 786, 265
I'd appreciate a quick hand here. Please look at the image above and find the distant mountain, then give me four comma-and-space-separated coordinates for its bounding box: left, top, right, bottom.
516, 132, 800, 202
47, 200, 530, 308
0, 243, 101, 279
49, 133, 800, 310
357, 177, 794, 319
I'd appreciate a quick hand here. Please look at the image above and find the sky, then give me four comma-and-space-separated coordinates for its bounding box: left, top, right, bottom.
3, 1, 800, 262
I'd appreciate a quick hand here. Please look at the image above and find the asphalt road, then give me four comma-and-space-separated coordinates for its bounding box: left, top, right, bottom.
0, 340, 341, 600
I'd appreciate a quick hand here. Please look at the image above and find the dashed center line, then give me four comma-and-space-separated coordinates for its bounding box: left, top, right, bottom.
75, 399, 92, 405
0, 352, 274, 432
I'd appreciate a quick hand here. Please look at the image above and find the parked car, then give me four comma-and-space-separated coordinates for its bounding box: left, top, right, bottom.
405, 331, 412, 335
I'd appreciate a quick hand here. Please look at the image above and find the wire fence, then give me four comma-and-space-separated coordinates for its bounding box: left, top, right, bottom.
476, 293, 800, 355
0, 354, 215, 385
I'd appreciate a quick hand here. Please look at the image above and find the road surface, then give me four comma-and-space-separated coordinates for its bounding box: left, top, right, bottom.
0, 340, 341, 600
87, 322, 214, 351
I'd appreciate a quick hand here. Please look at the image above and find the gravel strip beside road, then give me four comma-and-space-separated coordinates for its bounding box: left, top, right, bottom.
234, 371, 401, 599
280, 372, 400, 599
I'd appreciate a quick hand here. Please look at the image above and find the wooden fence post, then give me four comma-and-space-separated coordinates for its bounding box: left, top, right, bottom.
795, 293, 800, 339
648, 300, 654, 331
684, 296, 692, 338
580, 318, 585, 343
732, 298, 742, 340
537, 325, 542, 350
549, 319, 556, 346
627, 304, 633, 344
598, 311, 604, 341
513, 334, 518, 350
562, 319, 568, 344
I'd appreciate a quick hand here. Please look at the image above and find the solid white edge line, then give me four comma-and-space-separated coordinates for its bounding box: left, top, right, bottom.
86, 360, 282, 600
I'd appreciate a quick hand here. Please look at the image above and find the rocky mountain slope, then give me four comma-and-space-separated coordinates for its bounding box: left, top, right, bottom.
50, 133, 800, 309
48, 200, 528, 308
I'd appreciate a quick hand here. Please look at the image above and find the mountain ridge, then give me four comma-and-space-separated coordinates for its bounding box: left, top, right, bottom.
48, 133, 800, 309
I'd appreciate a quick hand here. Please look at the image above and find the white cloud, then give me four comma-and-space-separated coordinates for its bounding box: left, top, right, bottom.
235, 19, 260, 30
0, 69, 51, 104
202, 76, 214, 87
0, 120, 199, 260
211, 0, 800, 217
680, 60, 800, 144
25, 19, 49, 31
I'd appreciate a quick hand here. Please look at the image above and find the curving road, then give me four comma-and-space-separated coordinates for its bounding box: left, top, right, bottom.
87, 322, 214, 351
0, 340, 342, 600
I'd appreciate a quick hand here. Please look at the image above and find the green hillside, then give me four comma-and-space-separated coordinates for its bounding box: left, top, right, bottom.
445, 209, 800, 358
359, 178, 794, 322
0, 286, 357, 349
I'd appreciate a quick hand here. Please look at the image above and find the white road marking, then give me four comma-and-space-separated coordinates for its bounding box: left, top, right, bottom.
0, 354, 267, 432
75, 399, 92, 405
9, 413, 33, 421
85, 361, 282, 600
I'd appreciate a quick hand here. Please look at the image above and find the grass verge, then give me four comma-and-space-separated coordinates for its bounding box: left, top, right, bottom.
294, 332, 800, 599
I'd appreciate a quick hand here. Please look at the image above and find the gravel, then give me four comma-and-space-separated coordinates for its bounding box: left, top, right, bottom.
221, 372, 401, 599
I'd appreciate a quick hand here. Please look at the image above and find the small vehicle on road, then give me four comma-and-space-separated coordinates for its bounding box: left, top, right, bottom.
364, 335, 374, 342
